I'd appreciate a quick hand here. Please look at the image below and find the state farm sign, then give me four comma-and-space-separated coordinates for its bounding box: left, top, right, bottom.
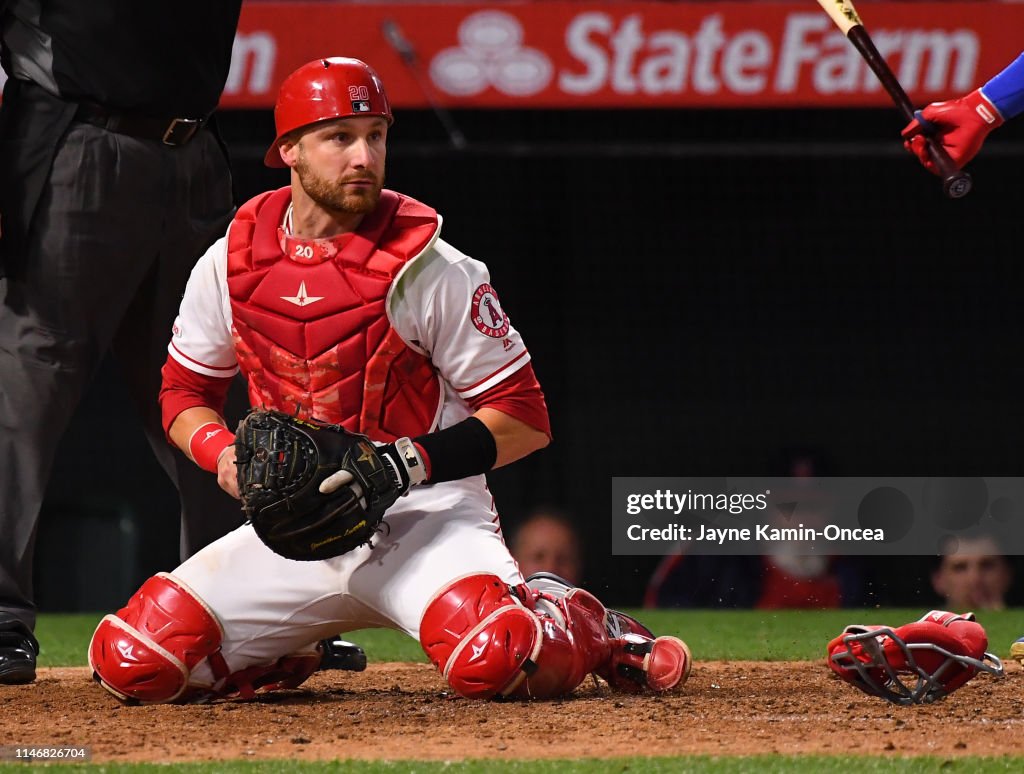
556, 13, 976, 96
224, 2, 1019, 109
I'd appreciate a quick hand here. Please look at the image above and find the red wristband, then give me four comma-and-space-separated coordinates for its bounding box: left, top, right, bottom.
413, 441, 431, 480
188, 422, 235, 473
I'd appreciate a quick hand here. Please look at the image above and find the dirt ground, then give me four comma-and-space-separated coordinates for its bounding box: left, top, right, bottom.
2, 661, 1023, 764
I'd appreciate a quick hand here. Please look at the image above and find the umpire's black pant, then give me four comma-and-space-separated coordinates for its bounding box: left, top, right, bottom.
0, 79, 245, 632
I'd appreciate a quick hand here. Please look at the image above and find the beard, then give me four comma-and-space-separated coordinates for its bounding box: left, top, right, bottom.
294, 149, 383, 215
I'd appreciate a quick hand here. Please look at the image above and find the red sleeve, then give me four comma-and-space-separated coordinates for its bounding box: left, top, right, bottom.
159, 355, 235, 444
464, 361, 551, 439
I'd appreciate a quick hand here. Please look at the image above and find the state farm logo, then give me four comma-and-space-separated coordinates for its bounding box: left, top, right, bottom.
558, 13, 977, 97
430, 11, 553, 97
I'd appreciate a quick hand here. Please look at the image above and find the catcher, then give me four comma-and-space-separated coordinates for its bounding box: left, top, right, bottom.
87, 57, 691, 703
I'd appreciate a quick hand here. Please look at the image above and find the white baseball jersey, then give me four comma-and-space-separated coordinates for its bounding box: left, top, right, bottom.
166, 213, 535, 681
168, 224, 532, 426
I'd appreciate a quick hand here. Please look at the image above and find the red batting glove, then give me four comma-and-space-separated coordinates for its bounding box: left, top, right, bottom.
901, 89, 1004, 175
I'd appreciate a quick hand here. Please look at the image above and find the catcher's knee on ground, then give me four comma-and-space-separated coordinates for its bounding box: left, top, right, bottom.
89, 573, 226, 703
419, 573, 609, 699
89, 573, 321, 703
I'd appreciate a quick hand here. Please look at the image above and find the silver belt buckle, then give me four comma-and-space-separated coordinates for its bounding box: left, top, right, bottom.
163, 118, 201, 146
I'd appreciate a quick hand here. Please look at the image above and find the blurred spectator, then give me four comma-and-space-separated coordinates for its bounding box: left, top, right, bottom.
645, 553, 863, 609
756, 448, 856, 608
646, 553, 757, 608
645, 446, 864, 609
511, 508, 583, 585
757, 554, 843, 609
930, 534, 1012, 611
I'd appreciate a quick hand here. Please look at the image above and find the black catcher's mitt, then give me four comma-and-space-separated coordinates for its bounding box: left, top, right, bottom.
234, 410, 401, 561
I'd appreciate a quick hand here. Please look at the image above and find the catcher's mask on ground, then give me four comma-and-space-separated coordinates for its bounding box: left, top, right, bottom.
265, 57, 393, 167
827, 619, 1003, 705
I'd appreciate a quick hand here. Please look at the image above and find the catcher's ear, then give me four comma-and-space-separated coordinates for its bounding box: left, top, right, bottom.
279, 136, 301, 168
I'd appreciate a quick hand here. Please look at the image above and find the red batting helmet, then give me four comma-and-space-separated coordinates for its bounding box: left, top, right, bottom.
264, 57, 393, 168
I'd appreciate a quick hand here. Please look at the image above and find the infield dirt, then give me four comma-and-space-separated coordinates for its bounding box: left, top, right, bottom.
2, 661, 1023, 763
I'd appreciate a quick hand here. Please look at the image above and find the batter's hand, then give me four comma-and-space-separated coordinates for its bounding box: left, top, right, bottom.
217, 445, 240, 499
901, 89, 1004, 174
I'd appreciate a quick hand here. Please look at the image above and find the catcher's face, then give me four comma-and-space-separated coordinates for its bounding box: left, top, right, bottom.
285, 116, 387, 216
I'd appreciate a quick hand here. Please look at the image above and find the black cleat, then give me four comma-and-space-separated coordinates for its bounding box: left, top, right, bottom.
0, 619, 38, 685
318, 638, 367, 672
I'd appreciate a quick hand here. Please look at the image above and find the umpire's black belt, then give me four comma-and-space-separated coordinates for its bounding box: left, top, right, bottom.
73, 102, 205, 146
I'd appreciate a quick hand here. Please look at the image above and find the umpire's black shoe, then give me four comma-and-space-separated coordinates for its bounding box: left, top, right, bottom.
0, 619, 38, 685
318, 638, 367, 672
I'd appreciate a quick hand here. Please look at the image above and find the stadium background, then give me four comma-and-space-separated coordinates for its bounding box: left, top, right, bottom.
31, 1, 1024, 611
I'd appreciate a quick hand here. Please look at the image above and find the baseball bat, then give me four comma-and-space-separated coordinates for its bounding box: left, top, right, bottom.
816, 0, 972, 198
381, 18, 468, 150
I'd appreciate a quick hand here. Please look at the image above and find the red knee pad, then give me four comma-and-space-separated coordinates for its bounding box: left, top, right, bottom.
421, 575, 619, 700
88, 572, 224, 704
420, 574, 542, 699
506, 586, 611, 699
527, 576, 691, 695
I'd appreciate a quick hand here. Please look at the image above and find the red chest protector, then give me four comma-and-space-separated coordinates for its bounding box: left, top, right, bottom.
226, 187, 441, 440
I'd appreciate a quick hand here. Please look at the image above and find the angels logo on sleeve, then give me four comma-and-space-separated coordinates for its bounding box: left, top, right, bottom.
470, 283, 510, 338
